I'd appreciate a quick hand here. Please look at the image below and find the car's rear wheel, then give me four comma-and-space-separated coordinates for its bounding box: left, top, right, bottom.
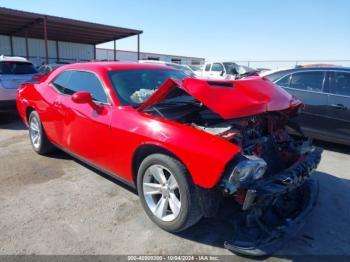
29, 111, 54, 155
137, 153, 202, 232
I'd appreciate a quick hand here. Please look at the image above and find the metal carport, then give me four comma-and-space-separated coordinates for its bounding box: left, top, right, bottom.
0, 7, 143, 63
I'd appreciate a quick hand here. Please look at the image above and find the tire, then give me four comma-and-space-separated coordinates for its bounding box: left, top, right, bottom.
28, 111, 54, 155
137, 153, 202, 232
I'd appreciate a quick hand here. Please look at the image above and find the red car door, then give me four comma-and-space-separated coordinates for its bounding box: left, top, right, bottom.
57, 70, 114, 169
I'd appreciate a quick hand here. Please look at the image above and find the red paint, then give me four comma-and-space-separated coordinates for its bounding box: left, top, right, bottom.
16, 62, 300, 189
140, 77, 301, 119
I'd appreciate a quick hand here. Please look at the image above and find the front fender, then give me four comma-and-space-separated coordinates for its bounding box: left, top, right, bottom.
124, 110, 241, 189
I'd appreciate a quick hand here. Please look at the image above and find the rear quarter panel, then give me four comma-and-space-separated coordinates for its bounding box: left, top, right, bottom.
16, 82, 60, 143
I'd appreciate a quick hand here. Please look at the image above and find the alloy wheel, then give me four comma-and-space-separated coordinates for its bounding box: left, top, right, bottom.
142, 164, 181, 222
30, 116, 41, 149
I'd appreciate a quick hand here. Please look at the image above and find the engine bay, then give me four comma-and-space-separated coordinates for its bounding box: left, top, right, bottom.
146, 100, 309, 178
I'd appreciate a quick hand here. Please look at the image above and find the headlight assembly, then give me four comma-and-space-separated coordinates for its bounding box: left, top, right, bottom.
228, 156, 267, 186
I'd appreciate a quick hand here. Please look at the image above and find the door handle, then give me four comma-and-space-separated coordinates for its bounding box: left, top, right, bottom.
330, 104, 347, 110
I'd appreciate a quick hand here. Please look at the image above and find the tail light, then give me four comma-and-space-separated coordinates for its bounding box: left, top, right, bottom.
32, 74, 43, 82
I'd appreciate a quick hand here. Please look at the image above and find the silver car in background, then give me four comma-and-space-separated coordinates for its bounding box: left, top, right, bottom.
0, 55, 38, 111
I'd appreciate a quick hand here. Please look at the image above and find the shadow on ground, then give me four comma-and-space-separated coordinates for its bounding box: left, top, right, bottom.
178, 171, 350, 259
47, 149, 138, 195
0, 111, 26, 130
314, 140, 350, 155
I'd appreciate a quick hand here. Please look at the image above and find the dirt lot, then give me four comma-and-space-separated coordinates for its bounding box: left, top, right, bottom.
1, 112, 350, 260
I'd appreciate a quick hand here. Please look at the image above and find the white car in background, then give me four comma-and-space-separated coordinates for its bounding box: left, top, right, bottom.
0, 55, 38, 111
138, 60, 196, 77
188, 64, 203, 77
199, 61, 256, 80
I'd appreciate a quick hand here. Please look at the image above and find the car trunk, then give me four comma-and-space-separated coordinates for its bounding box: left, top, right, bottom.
0, 61, 37, 89
0, 74, 36, 89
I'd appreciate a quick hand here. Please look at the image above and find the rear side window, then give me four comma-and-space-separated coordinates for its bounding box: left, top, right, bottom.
0, 62, 37, 74
66, 71, 107, 103
331, 72, 350, 96
52, 70, 108, 103
211, 63, 224, 72
289, 71, 325, 92
275, 75, 291, 87
52, 71, 72, 93
205, 64, 211, 71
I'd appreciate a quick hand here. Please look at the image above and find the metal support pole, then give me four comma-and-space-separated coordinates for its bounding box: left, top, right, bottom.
43, 16, 49, 64
93, 44, 96, 61
137, 34, 140, 61
25, 31, 29, 60
9, 35, 13, 56
56, 41, 59, 62
113, 40, 117, 61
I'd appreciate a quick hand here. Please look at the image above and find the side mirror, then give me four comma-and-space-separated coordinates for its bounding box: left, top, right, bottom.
72, 91, 99, 110
220, 70, 225, 76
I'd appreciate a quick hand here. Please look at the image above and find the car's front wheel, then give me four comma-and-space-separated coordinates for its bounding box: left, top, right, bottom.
137, 153, 202, 232
28, 111, 54, 155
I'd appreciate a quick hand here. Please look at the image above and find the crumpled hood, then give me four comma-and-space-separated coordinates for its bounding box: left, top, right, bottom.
138, 76, 301, 119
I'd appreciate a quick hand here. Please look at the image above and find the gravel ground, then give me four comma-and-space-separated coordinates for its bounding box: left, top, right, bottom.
1, 112, 350, 260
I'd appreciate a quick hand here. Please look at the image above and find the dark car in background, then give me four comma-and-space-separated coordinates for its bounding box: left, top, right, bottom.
37, 62, 69, 76
264, 67, 350, 145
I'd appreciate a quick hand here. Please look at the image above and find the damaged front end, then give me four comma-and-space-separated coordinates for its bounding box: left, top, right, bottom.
140, 77, 323, 256
222, 149, 321, 256
215, 113, 323, 256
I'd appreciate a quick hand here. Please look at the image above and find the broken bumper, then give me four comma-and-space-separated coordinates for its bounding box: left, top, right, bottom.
224, 148, 322, 256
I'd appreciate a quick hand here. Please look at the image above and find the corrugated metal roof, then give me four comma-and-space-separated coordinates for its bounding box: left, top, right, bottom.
0, 7, 142, 44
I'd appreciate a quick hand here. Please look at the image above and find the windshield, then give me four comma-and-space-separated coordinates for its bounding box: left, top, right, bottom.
0, 62, 37, 74
108, 69, 187, 106
223, 62, 239, 74
189, 65, 202, 71
222, 62, 257, 77
238, 65, 256, 74
165, 64, 195, 77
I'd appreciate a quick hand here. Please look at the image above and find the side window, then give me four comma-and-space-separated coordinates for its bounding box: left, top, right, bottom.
205, 64, 211, 71
211, 63, 224, 72
52, 71, 72, 93
332, 72, 350, 96
65, 71, 108, 103
275, 75, 290, 87
289, 72, 325, 92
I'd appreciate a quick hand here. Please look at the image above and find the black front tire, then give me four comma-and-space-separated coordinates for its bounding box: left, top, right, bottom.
28, 111, 54, 155
137, 153, 202, 232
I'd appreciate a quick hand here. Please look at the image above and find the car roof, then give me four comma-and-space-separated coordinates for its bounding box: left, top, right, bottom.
262, 66, 350, 83
0, 55, 31, 63
60, 61, 177, 71
269, 66, 350, 74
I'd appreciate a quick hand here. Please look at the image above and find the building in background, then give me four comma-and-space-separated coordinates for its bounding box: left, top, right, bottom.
97, 48, 205, 66
0, 7, 142, 67
0, 7, 204, 68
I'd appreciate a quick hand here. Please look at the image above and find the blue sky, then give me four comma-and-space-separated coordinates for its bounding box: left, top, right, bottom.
1, 0, 349, 61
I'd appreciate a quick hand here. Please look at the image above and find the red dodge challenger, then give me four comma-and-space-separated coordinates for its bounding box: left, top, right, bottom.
16, 62, 322, 256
